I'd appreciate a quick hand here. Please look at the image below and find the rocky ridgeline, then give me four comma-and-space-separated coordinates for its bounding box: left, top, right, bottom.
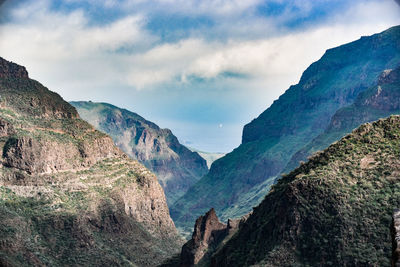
286, 64, 400, 172
0, 58, 29, 78
71, 101, 208, 205
0, 57, 182, 266
210, 116, 400, 266
171, 25, 400, 235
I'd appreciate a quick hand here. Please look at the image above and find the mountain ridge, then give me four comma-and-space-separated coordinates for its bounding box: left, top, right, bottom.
0, 57, 182, 266
171, 25, 400, 234
70, 101, 208, 205
211, 115, 400, 266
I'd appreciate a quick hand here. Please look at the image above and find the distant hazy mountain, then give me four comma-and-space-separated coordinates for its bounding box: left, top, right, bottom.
0, 57, 182, 266
70, 101, 208, 205
212, 115, 400, 266
171, 25, 400, 234
188, 147, 225, 168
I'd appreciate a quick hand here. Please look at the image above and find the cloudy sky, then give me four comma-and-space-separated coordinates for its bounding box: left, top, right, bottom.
1, 0, 400, 152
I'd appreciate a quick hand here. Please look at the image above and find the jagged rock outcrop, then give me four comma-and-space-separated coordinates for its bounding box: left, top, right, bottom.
211, 116, 400, 266
0, 57, 182, 266
179, 209, 250, 267
181, 209, 227, 266
171, 25, 400, 234
70, 101, 208, 205
392, 210, 400, 267
0, 57, 28, 78
0, 117, 14, 137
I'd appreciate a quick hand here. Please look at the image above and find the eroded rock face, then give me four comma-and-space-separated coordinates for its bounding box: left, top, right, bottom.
3, 135, 121, 174
0, 57, 29, 78
0, 117, 15, 137
181, 208, 227, 267
179, 209, 250, 267
0, 57, 182, 266
71, 101, 208, 205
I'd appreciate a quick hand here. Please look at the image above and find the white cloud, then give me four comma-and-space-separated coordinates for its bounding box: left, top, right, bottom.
1, 0, 400, 151
1, 0, 399, 92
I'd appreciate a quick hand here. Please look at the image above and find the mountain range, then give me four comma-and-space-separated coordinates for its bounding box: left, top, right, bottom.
2, 24, 400, 267
0, 57, 182, 266
171, 25, 400, 235
70, 101, 208, 205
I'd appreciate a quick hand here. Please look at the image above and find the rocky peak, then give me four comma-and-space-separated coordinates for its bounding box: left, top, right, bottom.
0, 58, 183, 266
180, 208, 227, 266
191, 208, 226, 243
179, 209, 251, 267
0, 57, 29, 78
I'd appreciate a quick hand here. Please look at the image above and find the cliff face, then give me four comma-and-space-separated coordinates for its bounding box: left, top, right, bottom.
0, 57, 182, 266
211, 116, 400, 266
286, 64, 400, 172
70, 101, 208, 205
175, 208, 249, 267
171, 25, 400, 234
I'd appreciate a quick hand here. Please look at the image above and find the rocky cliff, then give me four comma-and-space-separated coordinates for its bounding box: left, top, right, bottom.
211, 116, 400, 266
70, 101, 208, 205
171, 25, 400, 234
160, 208, 248, 267
285, 65, 400, 172
0, 57, 182, 266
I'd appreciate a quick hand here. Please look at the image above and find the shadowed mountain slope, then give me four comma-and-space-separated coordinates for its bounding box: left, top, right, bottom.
285, 65, 400, 172
171, 25, 400, 234
0, 57, 182, 266
212, 115, 400, 266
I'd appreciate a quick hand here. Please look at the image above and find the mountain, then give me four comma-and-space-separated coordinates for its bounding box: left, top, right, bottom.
171, 25, 400, 234
70, 101, 208, 205
285, 66, 400, 172
0, 57, 182, 266
211, 115, 400, 266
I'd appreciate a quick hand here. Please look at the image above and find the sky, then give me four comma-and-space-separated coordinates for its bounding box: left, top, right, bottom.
1, 0, 400, 152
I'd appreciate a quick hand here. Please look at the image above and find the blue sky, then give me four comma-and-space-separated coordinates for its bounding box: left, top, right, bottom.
1, 0, 400, 152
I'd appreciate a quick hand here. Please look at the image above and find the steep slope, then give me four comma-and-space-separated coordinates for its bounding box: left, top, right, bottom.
0, 57, 182, 266
171, 25, 400, 233
212, 116, 400, 266
70, 101, 208, 205
286, 66, 400, 171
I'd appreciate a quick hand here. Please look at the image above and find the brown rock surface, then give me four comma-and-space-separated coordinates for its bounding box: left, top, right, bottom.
71, 101, 208, 205
181, 208, 227, 266
179, 209, 250, 267
0, 57, 182, 266
0, 57, 29, 78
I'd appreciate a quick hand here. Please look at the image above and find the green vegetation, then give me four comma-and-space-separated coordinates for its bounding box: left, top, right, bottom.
71, 101, 208, 205
171, 25, 400, 234
285, 64, 400, 172
0, 57, 182, 266
212, 116, 400, 266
